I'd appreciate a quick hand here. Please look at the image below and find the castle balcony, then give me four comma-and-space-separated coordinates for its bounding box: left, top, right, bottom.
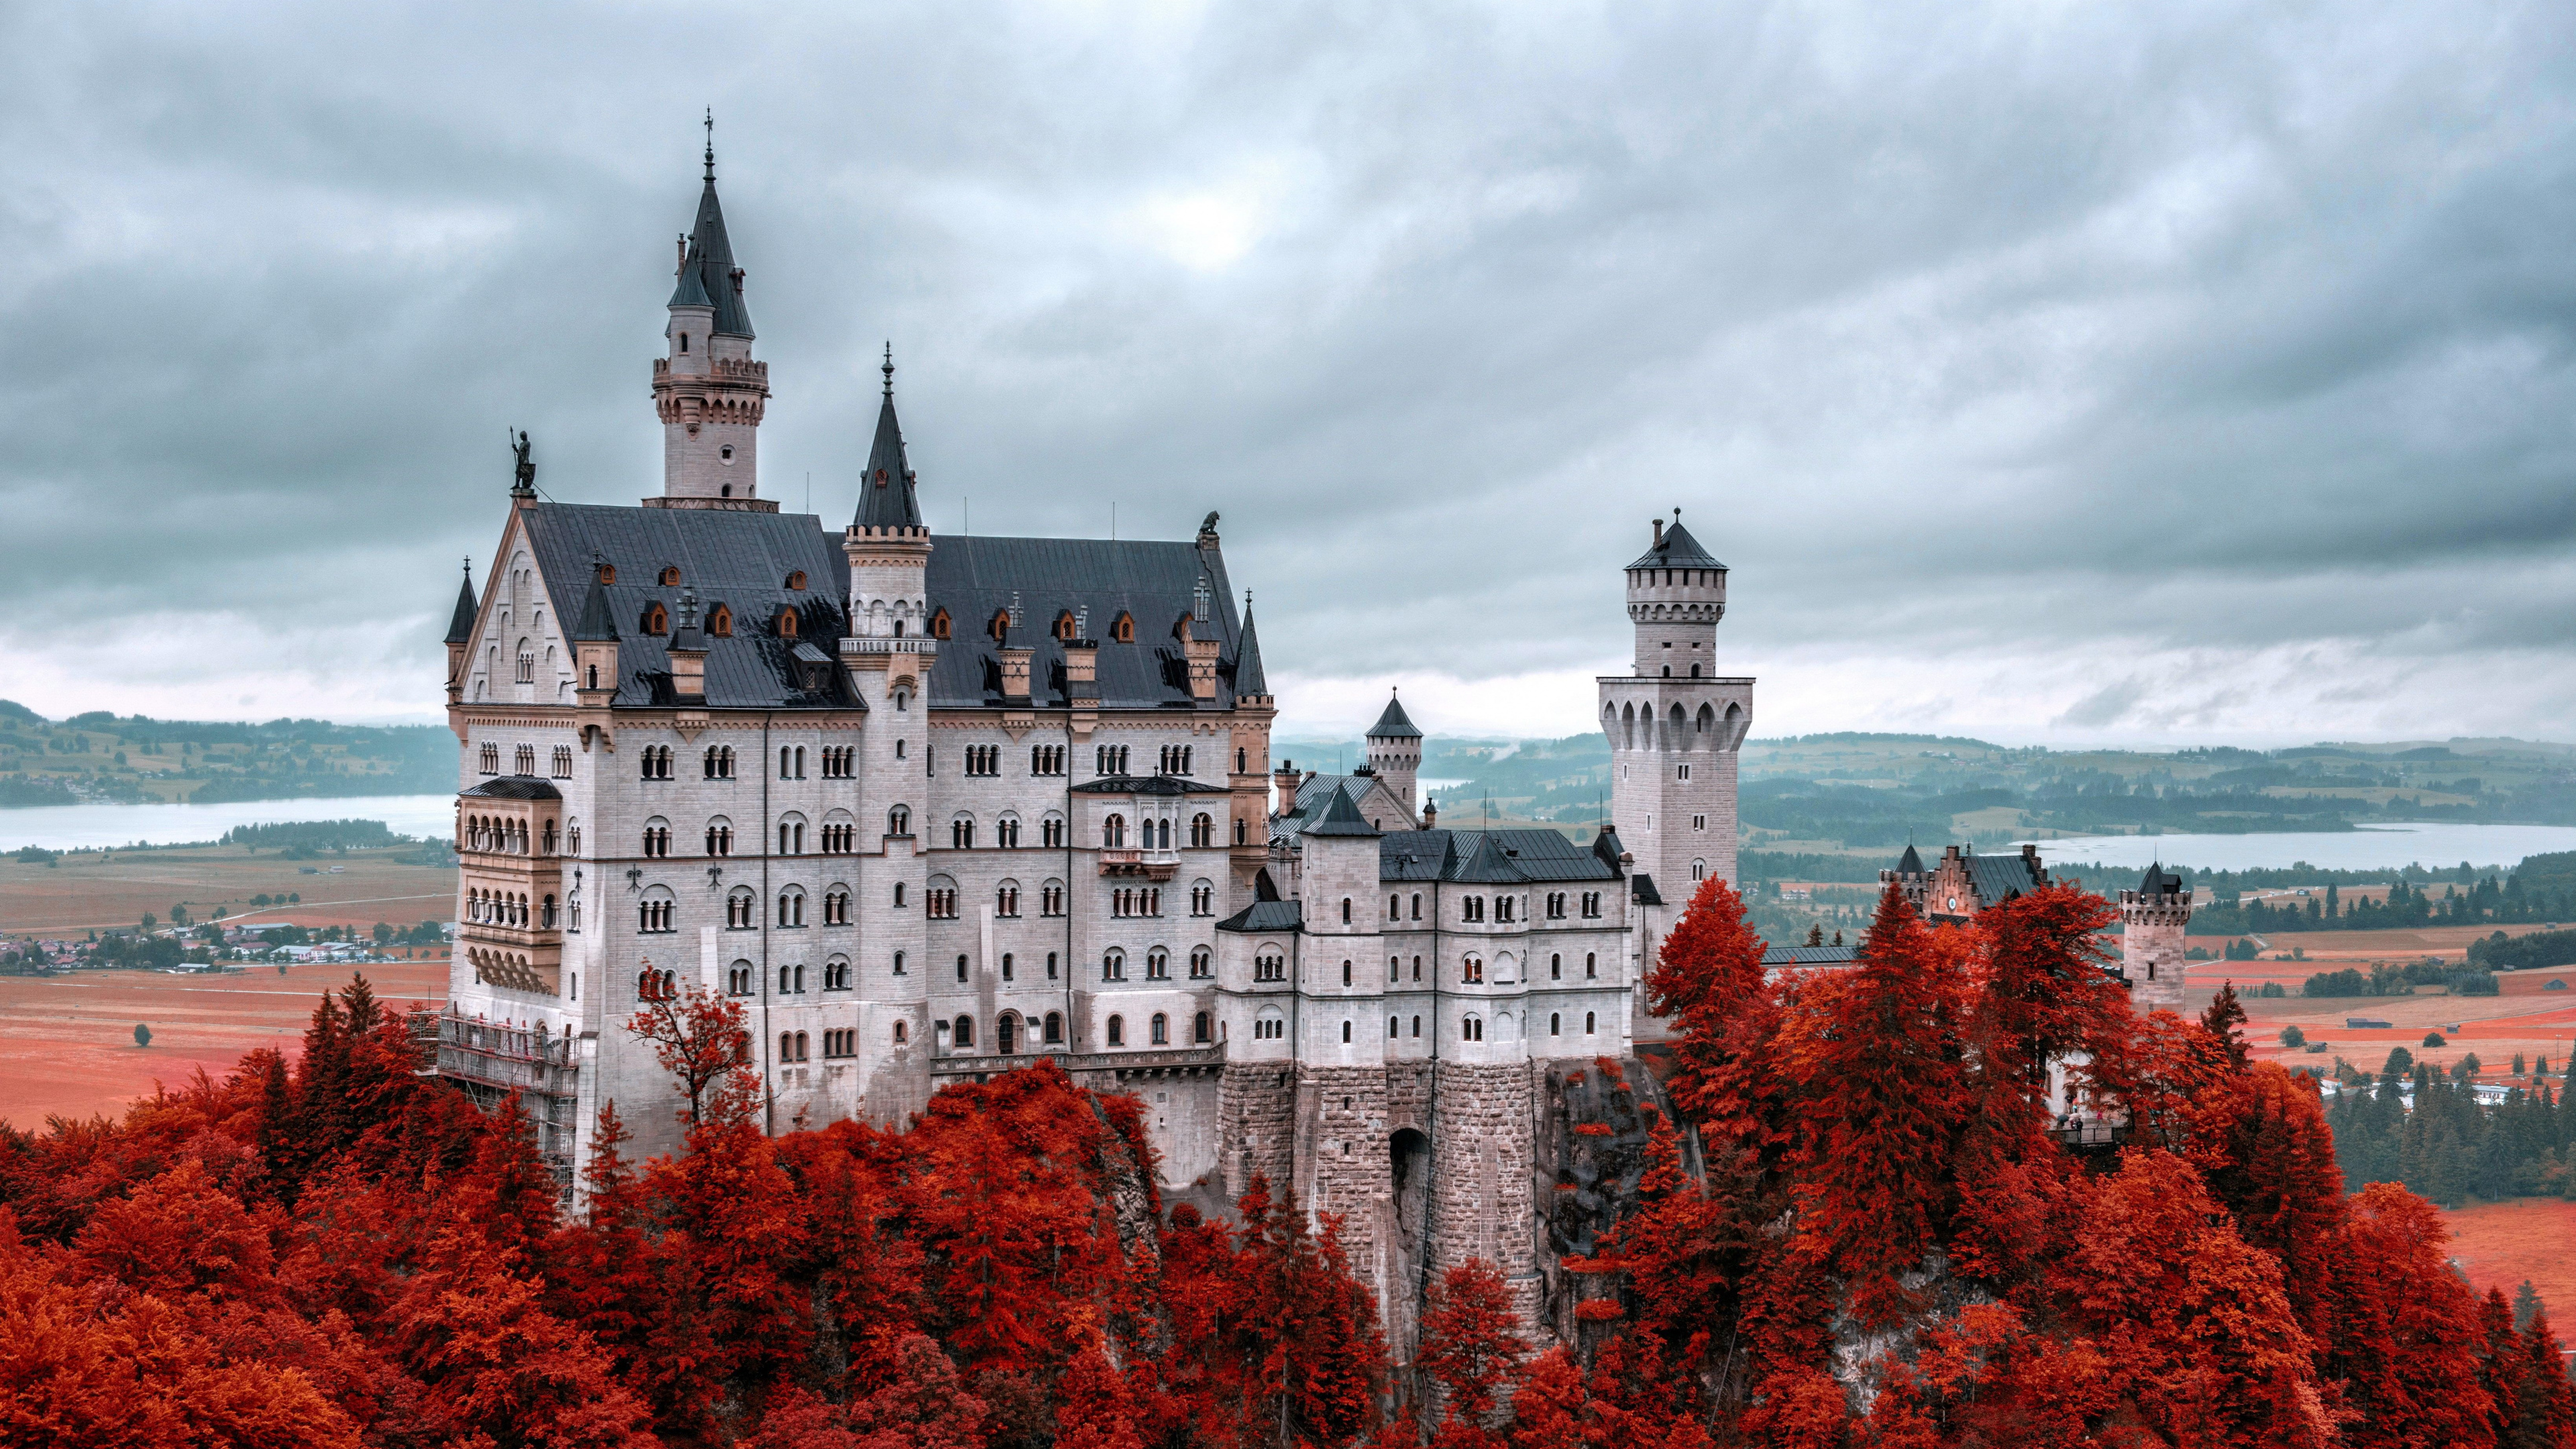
1098, 848, 1181, 881
930, 1042, 1224, 1085
413, 1006, 580, 1193
838, 637, 938, 661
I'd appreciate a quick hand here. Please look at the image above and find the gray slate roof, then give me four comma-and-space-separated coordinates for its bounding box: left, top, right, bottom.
1367, 692, 1421, 739
1216, 899, 1305, 934
571, 575, 619, 642
1763, 945, 1860, 967
1964, 849, 2047, 910
1896, 843, 1924, 874
521, 502, 854, 710
462, 775, 562, 800
669, 176, 753, 337
445, 571, 480, 645
1234, 602, 1269, 697
1301, 783, 1381, 838
1625, 518, 1725, 572
1377, 828, 1616, 884
923, 535, 1246, 710
2139, 863, 2184, 895
1071, 774, 1231, 796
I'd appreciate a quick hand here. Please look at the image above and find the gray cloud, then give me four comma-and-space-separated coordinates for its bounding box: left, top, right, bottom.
2, 1, 2571, 744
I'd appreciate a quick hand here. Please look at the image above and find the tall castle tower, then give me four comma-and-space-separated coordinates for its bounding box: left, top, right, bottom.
2121, 865, 2191, 1014
1365, 690, 1423, 824
651, 127, 772, 510
1600, 513, 1751, 908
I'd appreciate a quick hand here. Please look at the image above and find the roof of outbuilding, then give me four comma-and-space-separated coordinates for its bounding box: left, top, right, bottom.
669, 174, 753, 337
1216, 900, 1305, 934
1625, 517, 1725, 572
1763, 945, 1860, 967
461, 775, 562, 800
1367, 691, 1421, 739
922, 535, 1244, 710
1631, 873, 1664, 906
1963, 849, 2048, 910
520, 502, 855, 710
445, 570, 480, 645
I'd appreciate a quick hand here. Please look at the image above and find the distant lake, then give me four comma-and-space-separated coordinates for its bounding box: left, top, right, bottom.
2029, 823, 2576, 875
0, 794, 458, 852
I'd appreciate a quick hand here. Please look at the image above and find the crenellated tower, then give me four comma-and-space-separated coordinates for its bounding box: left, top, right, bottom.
2121, 865, 2192, 1014
1600, 512, 1751, 912
651, 127, 772, 511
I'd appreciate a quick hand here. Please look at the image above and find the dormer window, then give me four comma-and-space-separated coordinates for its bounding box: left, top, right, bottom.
989, 610, 1011, 643
641, 603, 668, 635
1053, 611, 1077, 642
707, 604, 733, 637
596, 563, 616, 585
659, 566, 681, 586
930, 608, 952, 641
775, 608, 800, 639
1111, 612, 1134, 643
784, 570, 807, 591
1173, 612, 1193, 641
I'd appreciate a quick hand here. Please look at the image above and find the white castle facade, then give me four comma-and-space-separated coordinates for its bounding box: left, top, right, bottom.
435, 149, 2181, 1354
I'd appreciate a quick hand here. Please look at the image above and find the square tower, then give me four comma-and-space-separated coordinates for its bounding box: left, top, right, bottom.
1599, 514, 1751, 901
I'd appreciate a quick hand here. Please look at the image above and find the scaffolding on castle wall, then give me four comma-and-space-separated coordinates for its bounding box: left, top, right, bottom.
411, 1006, 580, 1196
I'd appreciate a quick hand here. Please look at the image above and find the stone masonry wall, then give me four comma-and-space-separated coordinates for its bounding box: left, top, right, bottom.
1429, 1059, 1542, 1338
1220, 1062, 1297, 1205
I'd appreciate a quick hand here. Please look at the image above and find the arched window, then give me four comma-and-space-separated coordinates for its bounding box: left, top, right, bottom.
1341, 1020, 1352, 1042
1190, 946, 1212, 979
728, 961, 753, 995
774, 608, 799, 638
1462, 954, 1484, 985
1054, 611, 1077, 641
894, 1020, 909, 1044
930, 608, 952, 641
1462, 1015, 1484, 1042
1110, 612, 1134, 643
777, 888, 806, 927
1585, 1012, 1597, 1034
951, 814, 975, 849
889, 806, 912, 835
988, 609, 1011, 642
1194, 1011, 1212, 1043
784, 570, 806, 591
1102, 950, 1126, 981
641, 603, 668, 635
596, 562, 616, 585
1389, 1016, 1400, 1038
1585, 952, 1597, 979
1150, 1012, 1169, 1045
706, 604, 733, 637
1692, 859, 1707, 881
953, 1015, 975, 1048
1044, 1011, 1065, 1044
1106, 1014, 1126, 1047
1341, 898, 1352, 924
659, 565, 681, 586
1191, 813, 1214, 848
1103, 814, 1126, 849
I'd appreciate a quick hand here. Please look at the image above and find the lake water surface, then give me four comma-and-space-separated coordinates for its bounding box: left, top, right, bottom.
2028, 823, 2576, 875
0, 794, 458, 852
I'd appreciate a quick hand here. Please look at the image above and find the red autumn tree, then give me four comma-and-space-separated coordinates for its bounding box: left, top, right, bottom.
1054, 1344, 1148, 1449
1507, 1346, 1587, 1449
1774, 883, 1976, 1325
625, 983, 753, 1126
1646, 874, 1781, 1163
1417, 1258, 1529, 1446
2322, 1183, 2495, 1449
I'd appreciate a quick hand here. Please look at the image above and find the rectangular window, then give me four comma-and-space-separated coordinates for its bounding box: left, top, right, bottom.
1693, 814, 1707, 832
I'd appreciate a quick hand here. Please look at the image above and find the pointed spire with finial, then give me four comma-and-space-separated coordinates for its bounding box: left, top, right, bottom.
853, 342, 922, 531
445, 558, 479, 644
668, 112, 752, 337
1368, 686, 1421, 741
1234, 590, 1269, 699
703, 107, 715, 182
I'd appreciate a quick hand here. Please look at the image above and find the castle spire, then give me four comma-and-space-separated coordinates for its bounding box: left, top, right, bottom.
444, 559, 478, 645
653, 127, 771, 508
1234, 591, 1269, 698
852, 344, 923, 532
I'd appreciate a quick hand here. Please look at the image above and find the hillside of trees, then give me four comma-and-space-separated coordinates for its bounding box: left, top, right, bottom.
2328, 1047, 2576, 1205
5, 881, 2573, 1446
0, 701, 451, 807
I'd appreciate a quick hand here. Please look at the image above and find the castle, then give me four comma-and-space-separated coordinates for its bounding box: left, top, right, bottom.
433, 144, 2187, 1357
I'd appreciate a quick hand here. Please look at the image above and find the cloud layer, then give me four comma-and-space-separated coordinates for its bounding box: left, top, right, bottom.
4, 2, 2571, 745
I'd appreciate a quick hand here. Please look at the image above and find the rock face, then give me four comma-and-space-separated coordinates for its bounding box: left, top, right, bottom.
1530, 1055, 1697, 1344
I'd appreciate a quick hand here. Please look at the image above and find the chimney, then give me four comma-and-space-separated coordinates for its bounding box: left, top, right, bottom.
1273, 759, 1299, 816
1652, 517, 1664, 548
1064, 607, 1099, 704
666, 590, 708, 704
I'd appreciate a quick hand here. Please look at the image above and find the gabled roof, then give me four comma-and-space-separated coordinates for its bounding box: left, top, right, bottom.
1367, 691, 1421, 740
2140, 863, 2184, 896
1300, 783, 1381, 838
852, 360, 921, 531
1625, 518, 1725, 572
669, 172, 753, 337
444, 570, 479, 645
462, 776, 562, 800
517, 502, 855, 711
923, 534, 1244, 710
1233, 599, 1269, 698
1377, 828, 1615, 884
1964, 850, 2047, 911
1763, 944, 1860, 968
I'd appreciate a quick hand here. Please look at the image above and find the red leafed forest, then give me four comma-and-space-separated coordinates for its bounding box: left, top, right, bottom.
6, 878, 2574, 1448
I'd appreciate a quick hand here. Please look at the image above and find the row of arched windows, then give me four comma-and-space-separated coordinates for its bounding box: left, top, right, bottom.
1609, 698, 1743, 747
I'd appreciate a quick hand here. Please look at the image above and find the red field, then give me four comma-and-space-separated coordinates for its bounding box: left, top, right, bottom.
2444, 1198, 2576, 1333
0, 957, 449, 1129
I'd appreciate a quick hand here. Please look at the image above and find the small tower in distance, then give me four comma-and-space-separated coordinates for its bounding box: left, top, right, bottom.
1364, 690, 1421, 824
2121, 864, 2191, 1014
651, 119, 772, 511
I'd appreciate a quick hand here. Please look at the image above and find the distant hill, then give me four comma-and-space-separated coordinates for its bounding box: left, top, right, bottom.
0, 703, 450, 808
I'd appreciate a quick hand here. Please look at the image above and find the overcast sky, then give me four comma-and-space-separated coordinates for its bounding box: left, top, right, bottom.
4, 2, 2572, 747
